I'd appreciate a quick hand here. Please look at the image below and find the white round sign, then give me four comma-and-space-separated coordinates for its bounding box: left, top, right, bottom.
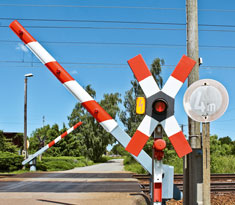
183, 79, 229, 122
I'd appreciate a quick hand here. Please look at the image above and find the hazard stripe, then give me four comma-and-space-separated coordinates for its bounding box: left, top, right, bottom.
125, 115, 158, 156
9, 20, 36, 44
48, 140, 55, 148
161, 76, 183, 99
128, 54, 152, 82
160, 116, 181, 138
27, 42, 55, 64
125, 130, 149, 157
169, 131, 192, 158
139, 76, 160, 98
128, 55, 160, 98
153, 183, 162, 202
60, 132, 67, 139
161, 55, 195, 98
161, 116, 192, 157
138, 115, 158, 136
82, 100, 113, 122
45, 62, 74, 83
100, 119, 118, 133
171, 55, 196, 83
63, 81, 94, 103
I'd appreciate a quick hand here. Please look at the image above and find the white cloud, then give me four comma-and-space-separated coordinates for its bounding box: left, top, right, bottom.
70, 70, 78, 75
16, 43, 28, 53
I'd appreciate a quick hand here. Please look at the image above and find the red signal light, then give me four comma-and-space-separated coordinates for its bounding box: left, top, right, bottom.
153, 99, 167, 114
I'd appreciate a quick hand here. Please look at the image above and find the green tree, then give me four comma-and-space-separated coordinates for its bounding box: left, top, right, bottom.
68, 85, 121, 161
0, 131, 18, 153
219, 136, 232, 145
111, 143, 128, 156
29, 124, 61, 156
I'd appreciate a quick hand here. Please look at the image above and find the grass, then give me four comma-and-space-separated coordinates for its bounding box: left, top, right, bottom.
211, 155, 235, 173
124, 163, 148, 174
40, 156, 94, 171
123, 154, 235, 174
0, 155, 123, 173
0, 169, 29, 174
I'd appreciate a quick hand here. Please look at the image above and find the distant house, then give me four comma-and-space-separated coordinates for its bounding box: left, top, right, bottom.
3, 132, 23, 147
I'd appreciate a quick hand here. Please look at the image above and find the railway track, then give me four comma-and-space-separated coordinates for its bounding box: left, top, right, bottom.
133, 174, 235, 193
133, 173, 235, 181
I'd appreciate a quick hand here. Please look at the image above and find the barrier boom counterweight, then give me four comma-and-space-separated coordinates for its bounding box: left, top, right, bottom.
10, 20, 152, 174
22, 121, 83, 165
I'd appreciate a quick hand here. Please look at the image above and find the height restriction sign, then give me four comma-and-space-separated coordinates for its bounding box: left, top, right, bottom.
183, 79, 229, 122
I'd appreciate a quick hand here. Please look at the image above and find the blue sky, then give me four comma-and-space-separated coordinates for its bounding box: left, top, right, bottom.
0, 0, 235, 141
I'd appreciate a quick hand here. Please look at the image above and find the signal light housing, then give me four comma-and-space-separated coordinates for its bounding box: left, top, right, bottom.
146, 91, 174, 122
153, 99, 168, 114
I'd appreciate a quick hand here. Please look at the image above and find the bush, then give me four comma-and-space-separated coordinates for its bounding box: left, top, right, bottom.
36, 156, 94, 171
36, 161, 47, 171
44, 160, 75, 171
211, 155, 235, 173
123, 155, 148, 174
0, 152, 23, 172
163, 157, 183, 174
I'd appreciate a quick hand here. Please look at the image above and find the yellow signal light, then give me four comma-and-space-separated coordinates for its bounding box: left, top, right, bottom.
136, 97, 146, 114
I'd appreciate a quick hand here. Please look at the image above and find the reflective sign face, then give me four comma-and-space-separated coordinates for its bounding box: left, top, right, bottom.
183, 79, 229, 122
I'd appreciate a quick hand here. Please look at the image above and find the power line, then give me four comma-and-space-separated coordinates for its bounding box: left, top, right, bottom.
0, 25, 186, 31
0, 40, 186, 48
1, 4, 235, 13
0, 4, 185, 10
2, 40, 235, 50
1, 60, 235, 70
2, 17, 235, 29
0, 17, 186, 26
2, 25, 235, 33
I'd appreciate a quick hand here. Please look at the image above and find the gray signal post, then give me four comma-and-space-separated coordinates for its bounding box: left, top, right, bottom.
185, 0, 203, 204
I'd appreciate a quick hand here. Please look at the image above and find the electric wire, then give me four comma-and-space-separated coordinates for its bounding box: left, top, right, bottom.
0, 60, 235, 70
2, 17, 235, 29
1, 4, 235, 13
1, 25, 235, 33
2, 40, 235, 50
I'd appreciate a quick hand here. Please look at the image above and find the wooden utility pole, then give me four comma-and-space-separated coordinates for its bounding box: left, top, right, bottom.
202, 122, 211, 205
184, 0, 203, 204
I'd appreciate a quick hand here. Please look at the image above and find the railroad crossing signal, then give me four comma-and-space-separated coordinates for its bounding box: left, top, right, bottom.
9, 20, 194, 204
125, 54, 196, 158
9, 20, 153, 174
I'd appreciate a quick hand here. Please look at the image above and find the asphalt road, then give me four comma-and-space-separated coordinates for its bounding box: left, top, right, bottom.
0, 159, 149, 205
63, 158, 125, 172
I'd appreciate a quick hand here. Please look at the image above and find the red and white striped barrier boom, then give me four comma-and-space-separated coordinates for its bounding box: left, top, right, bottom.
22, 121, 83, 165
10, 20, 152, 174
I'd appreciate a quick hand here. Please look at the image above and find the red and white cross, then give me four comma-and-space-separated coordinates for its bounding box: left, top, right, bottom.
125, 54, 196, 158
